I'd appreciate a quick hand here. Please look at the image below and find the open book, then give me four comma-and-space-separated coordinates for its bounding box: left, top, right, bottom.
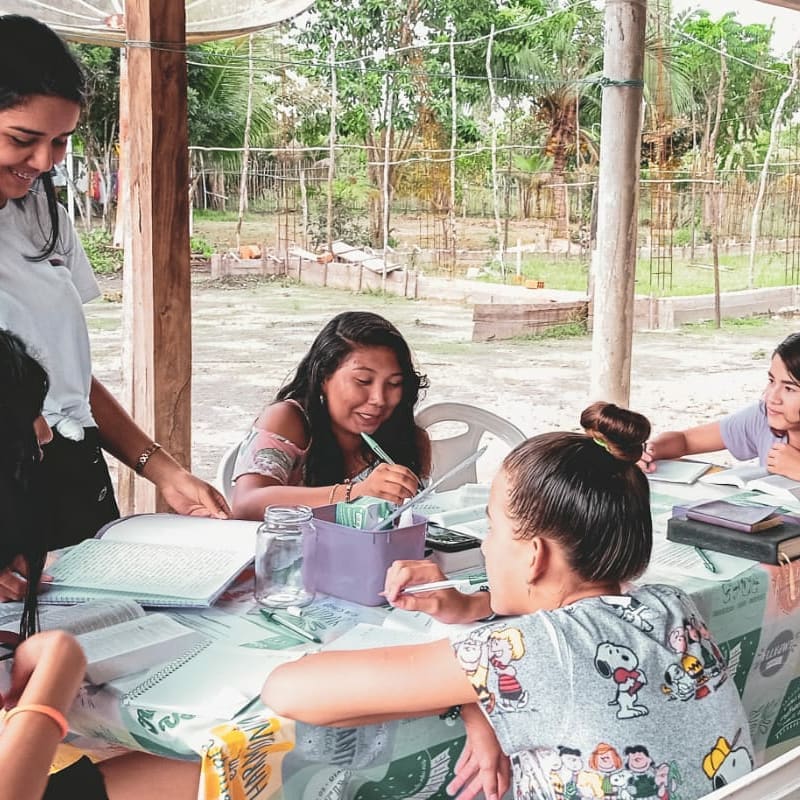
41, 514, 260, 608
0, 599, 207, 685
699, 465, 800, 502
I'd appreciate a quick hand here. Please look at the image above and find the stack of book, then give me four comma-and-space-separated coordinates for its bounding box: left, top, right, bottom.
667, 499, 800, 565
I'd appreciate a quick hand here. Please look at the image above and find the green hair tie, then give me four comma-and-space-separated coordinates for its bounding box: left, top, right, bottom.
593, 437, 610, 452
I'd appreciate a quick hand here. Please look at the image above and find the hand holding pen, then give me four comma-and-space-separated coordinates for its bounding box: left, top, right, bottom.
356, 433, 420, 505
383, 560, 492, 624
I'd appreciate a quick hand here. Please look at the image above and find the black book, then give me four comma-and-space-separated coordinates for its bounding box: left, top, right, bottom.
667, 517, 800, 565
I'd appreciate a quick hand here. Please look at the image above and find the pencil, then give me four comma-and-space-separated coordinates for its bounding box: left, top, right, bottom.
401, 573, 488, 594
260, 609, 322, 643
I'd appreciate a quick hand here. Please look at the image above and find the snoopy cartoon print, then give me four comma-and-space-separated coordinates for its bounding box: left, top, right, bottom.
594, 642, 649, 719
702, 734, 753, 791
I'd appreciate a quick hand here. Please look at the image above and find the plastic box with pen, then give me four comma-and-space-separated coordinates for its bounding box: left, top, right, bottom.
303, 447, 486, 606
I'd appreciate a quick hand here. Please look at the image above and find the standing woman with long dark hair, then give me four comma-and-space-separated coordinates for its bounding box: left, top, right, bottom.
0, 15, 228, 581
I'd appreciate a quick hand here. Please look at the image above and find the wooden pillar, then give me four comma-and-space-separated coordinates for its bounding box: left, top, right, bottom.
123, 0, 191, 512
589, 0, 647, 407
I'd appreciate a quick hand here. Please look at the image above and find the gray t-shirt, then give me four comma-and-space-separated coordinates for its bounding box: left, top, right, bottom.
719, 401, 782, 466
450, 584, 753, 800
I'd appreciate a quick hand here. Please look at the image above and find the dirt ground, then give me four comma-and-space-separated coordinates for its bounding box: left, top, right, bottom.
86, 273, 798, 486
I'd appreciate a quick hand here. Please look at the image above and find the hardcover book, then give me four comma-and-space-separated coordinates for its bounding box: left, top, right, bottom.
666, 517, 800, 565
685, 499, 782, 533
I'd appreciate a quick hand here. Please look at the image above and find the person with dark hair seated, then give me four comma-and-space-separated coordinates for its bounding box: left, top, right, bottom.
232, 310, 431, 519
263, 402, 752, 800
642, 332, 800, 479
0, 329, 201, 800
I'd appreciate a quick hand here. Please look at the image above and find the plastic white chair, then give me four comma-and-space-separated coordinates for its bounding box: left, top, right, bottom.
214, 442, 241, 504
699, 742, 800, 799
415, 402, 526, 491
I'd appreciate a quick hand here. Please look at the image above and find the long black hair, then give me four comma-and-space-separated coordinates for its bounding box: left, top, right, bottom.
503, 402, 652, 584
0, 329, 50, 638
275, 311, 429, 486
0, 15, 86, 261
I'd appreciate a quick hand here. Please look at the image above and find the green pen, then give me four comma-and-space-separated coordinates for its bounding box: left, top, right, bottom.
260, 609, 322, 643
361, 432, 396, 465
693, 546, 717, 574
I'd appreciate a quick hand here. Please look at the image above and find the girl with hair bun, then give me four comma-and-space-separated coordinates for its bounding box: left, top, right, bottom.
642, 331, 800, 478
263, 402, 751, 800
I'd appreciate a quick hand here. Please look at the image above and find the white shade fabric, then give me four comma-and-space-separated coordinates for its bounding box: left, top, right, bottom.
0, 0, 313, 43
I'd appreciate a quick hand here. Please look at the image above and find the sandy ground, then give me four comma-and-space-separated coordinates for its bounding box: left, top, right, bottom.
86, 273, 798, 486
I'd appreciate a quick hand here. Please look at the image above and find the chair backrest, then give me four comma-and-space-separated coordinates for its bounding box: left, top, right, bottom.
415, 402, 526, 491
214, 442, 242, 504
699, 743, 800, 800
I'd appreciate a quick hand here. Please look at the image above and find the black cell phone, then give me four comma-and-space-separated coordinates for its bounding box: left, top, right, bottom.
425, 523, 481, 552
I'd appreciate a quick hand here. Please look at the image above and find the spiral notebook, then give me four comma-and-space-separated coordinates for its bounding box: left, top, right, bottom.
118, 640, 301, 719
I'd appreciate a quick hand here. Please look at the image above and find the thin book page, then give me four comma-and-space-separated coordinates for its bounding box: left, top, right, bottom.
48, 539, 249, 602
0, 598, 145, 636
100, 514, 260, 557
646, 459, 711, 484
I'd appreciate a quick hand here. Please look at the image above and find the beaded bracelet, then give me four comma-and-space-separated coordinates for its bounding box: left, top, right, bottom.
4, 704, 68, 739
133, 441, 162, 475
344, 480, 354, 503
438, 705, 462, 726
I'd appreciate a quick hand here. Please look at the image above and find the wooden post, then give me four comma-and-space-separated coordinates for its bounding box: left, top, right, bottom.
589, 0, 646, 406
124, 0, 191, 512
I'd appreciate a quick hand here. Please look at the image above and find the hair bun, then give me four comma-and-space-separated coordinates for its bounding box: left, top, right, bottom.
580, 402, 651, 463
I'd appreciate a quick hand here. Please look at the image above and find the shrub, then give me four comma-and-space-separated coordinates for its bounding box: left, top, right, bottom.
80, 228, 123, 274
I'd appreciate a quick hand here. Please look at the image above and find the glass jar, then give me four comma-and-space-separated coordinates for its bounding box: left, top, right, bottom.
254, 505, 315, 608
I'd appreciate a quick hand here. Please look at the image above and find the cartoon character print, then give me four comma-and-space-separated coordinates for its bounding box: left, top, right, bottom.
693, 616, 727, 684
600, 596, 654, 633
624, 746, 659, 800
701, 734, 753, 791
577, 770, 604, 799
558, 747, 583, 800
453, 627, 495, 713
663, 615, 728, 702
594, 643, 649, 719
536, 743, 684, 800
654, 760, 681, 800
488, 627, 529, 711
680, 654, 710, 699
607, 769, 632, 800
660, 663, 695, 702
588, 743, 623, 800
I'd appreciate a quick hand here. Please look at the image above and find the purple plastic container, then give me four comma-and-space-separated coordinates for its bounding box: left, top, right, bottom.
303, 505, 427, 606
